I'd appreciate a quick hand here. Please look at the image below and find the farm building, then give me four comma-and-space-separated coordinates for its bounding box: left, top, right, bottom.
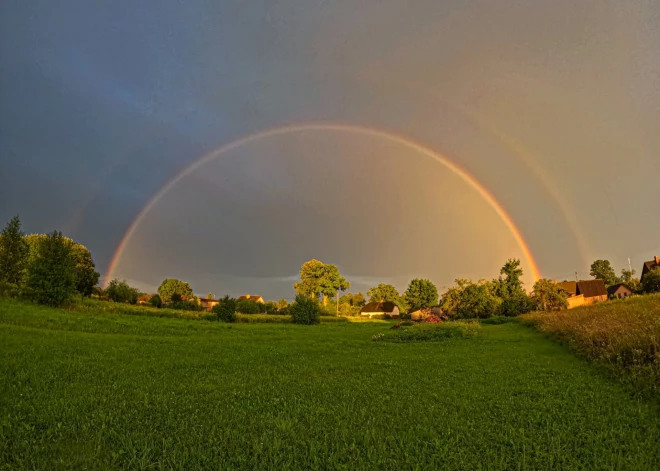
607, 284, 633, 299
199, 297, 221, 312
238, 294, 265, 304
360, 301, 400, 318
410, 306, 442, 321
642, 256, 660, 278
557, 279, 608, 309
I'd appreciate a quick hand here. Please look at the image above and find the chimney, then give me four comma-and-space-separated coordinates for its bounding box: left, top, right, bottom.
246, 293, 251, 298
655, 256, 659, 265
554, 279, 557, 284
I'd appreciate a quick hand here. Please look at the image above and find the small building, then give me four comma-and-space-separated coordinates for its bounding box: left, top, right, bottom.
199, 297, 221, 312
557, 279, 608, 308
642, 256, 660, 278
360, 301, 400, 319
607, 283, 633, 299
238, 294, 265, 304
410, 306, 442, 321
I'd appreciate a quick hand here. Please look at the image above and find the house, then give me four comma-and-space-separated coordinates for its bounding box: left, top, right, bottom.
199, 297, 221, 312
410, 306, 442, 321
360, 301, 400, 318
557, 279, 608, 308
137, 295, 152, 305
238, 294, 265, 304
642, 256, 660, 278
607, 283, 633, 299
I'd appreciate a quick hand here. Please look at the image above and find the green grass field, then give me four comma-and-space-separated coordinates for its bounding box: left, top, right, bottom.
2, 299, 659, 470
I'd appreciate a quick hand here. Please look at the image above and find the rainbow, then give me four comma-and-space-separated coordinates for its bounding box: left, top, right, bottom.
105, 123, 542, 286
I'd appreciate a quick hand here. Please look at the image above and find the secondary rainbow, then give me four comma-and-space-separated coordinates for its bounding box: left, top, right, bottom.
105, 123, 542, 286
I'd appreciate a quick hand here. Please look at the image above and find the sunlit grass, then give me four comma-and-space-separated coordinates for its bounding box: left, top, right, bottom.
520, 294, 660, 399
1, 298, 659, 469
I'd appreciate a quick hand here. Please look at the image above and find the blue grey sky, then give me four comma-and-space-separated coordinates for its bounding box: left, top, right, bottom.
2, 1, 659, 299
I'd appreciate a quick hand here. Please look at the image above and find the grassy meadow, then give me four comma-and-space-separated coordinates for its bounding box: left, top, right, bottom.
2, 299, 660, 469
521, 293, 660, 400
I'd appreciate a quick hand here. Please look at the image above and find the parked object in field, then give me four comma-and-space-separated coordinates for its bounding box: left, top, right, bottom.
410, 306, 442, 321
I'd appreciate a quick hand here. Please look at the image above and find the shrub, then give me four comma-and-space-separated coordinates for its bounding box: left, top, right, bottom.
236, 299, 261, 314
0, 281, 20, 299
642, 268, 660, 294
290, 295, 321, 325
213, 296, 237, 323
25, 230, 76, 307
532, 279, 568, 311
264, 301, 278, 314
171, 300, 202, 312
149, 294, 163, 308
106, 279, 140, 304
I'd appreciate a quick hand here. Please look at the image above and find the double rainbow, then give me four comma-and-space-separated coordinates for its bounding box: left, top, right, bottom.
105, 123, 542, 285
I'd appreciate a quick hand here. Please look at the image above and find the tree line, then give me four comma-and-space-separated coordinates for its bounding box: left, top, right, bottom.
296, 256, 660, 319
2, 214, 658, 319
0, 216, 99, 306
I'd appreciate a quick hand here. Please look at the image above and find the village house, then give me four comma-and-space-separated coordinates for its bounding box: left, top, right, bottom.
557, 279, 608, 309
360, 301, 400, 319
238, 294, 265, 304
199, 297, 221, 312
642, 256, 660, 278
607, 283, 633, 299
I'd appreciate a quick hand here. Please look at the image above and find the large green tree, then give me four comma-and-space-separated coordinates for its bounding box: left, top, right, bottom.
404, 279, 438, 311
532, 279, 569, 311
367, 283, 407, 313
24, 233, 99, 297
498, 259, 533, 316
0, 215, 29, 286
106, 279, 140, 304
158, 278, 194, 304
70, 243, 100, 297
339, 292, 366, 307
440, 279, 502, 319
25, 231, 76, 306
590, 260, 619, 287
293, 259, 349, 305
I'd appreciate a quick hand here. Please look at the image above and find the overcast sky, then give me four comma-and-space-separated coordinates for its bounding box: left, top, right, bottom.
2, 1, 659, 299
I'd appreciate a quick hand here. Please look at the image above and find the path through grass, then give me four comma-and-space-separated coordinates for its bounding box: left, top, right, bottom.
1, 300, 659, 469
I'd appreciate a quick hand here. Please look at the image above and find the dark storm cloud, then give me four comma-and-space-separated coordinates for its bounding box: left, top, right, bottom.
2, 0, 659, 299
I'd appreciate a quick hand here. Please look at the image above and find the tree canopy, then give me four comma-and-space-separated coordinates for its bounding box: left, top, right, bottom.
106, 279, 140, 304
293, 259, 349, 305
25, 231, 76, 306
404, 279, 438, 311
158, 278, 194, 304
590, 260, 619, 287
532, 279, 568, 311
440, 279, 502, 319
367, 284, 407, 313
642, 268, 660, 293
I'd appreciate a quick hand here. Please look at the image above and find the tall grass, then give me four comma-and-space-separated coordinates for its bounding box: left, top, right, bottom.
520, 294, 660, 399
